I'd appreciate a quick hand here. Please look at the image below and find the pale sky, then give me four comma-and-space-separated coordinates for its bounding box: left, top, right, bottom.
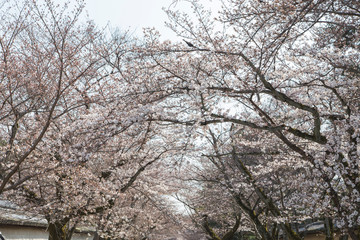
83, 0, 179, 41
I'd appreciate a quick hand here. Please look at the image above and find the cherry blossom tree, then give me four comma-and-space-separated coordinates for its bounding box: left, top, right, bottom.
0, 0, 103, 194
0, 0, 115, 238
137, 0, 360, 239
1, 0, 359, 239
0, 0, 179, 239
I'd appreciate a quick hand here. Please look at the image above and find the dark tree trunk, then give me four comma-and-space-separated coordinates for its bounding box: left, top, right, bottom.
47, 218, 75, 240
347, 228, 359, 240
340, 234, 348, 240
324, 217, 334, 240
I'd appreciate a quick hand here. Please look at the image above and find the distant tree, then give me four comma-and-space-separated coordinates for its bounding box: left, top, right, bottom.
175, 126, 312, 240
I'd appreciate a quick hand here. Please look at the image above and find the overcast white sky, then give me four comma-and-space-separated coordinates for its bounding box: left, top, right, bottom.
83, 0, 179, 41
81, 0, 223, 42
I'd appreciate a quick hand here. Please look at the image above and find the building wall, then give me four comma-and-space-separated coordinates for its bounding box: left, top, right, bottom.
0, 225, 94, 240
72, 232, 94, 240
304, 233, 341, 240
0, 225, 48, 240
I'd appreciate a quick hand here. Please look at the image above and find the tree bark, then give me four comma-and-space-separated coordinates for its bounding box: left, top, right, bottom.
325, 217, 334, 240
47, 218, 75, 240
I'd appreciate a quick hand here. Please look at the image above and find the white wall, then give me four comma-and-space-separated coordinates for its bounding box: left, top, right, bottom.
0, 226, 48, 240
72, 232, 94, 240
0, 226, 94, 240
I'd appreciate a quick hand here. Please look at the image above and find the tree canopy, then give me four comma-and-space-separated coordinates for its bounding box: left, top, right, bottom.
0, 0, 359, 239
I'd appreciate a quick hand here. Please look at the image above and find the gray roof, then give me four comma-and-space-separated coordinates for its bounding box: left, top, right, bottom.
0, 200, 95, 233
0, 200, 47, 228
